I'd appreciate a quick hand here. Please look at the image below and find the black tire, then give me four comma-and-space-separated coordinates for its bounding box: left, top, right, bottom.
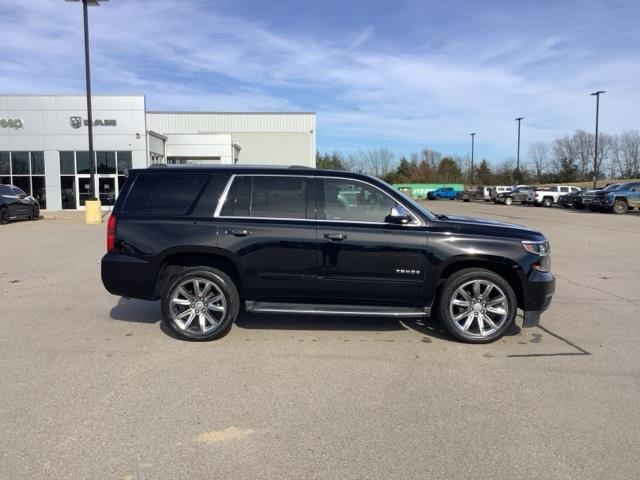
612, 200, 628, 215
436, 268, 517, 344
0, 207, 8, 225
542, 197, 553, 208
504, 197, 513, 206
30, 205, 40, 220
161, 266, 240, 341
575, 204, 585, 210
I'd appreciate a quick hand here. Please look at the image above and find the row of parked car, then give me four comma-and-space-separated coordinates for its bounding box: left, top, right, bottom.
454, 181, 640, 214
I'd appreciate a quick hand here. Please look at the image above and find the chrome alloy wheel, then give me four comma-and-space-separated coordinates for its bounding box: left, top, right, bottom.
169, 278, 227, 335
449, 279, 509, 338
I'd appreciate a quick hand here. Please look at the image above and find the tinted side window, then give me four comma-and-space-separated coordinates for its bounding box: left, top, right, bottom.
220, 176, 310, 219
220, 176, 251, 217
560, 187, 569, 192
321, 178, 396, 223
251, 176, 308, 219
122, 174, 207, 215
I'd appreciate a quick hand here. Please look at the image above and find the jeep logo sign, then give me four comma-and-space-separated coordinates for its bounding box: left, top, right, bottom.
69, 116, 117, 128
0, 118, 24, 129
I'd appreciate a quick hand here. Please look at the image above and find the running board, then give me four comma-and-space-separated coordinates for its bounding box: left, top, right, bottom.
245, 301, 430, 318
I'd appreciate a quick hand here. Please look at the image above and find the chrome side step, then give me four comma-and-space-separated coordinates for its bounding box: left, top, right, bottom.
245, 301, 429, 318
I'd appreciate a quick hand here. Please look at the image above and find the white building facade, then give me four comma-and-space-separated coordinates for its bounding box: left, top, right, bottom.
0, 95, 316, 211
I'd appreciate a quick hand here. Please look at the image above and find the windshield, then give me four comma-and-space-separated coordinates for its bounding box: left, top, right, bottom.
603, 184, 621, 191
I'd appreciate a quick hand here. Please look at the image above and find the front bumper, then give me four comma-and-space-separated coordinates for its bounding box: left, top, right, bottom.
521, 270, 555, 328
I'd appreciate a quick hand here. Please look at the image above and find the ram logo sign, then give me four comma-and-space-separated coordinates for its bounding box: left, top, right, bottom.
69, 116, 117, 128
70, 116, 82, 129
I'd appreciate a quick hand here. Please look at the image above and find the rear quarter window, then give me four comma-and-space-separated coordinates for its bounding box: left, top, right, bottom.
122, 173, 208, 216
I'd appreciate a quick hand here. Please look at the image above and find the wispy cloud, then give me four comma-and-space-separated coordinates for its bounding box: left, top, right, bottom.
1, 0, 638, 160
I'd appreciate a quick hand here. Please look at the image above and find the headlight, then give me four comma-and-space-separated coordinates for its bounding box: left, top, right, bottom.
522, 240, 551, 271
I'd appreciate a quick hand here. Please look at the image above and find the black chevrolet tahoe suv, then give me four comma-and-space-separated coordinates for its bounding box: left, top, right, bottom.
101, 166, 555, 344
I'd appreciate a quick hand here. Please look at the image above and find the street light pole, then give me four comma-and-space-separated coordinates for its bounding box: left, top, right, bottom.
470, 132, 476, 186
515, 117, 524, 179
67, 0, 108, 200
590, 90, 606, 189
82, 0, 96, 200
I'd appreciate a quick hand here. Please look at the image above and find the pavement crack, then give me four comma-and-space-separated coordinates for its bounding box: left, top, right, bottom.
554, 273, 639, 306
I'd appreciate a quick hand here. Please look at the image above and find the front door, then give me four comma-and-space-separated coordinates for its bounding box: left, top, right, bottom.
216, 175, 317, 302
76, 175, 120, 209
98, 176, 117, 207
77, 175, 92, 208
317, 177, 428, 307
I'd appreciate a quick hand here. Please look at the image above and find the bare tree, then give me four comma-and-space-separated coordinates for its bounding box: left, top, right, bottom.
572, 130, 594, 180
552, 135, 579, 182
595, 132, 616, 180
528, 141, 549, 181
345, 148, 395, 178
615, 130, 640, 179
420, 149, 442, 169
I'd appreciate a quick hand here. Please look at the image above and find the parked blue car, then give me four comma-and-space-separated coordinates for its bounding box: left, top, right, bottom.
427, 187, 457, 200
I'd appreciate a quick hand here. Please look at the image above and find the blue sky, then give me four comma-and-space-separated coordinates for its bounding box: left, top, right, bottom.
1, 0, 639, 163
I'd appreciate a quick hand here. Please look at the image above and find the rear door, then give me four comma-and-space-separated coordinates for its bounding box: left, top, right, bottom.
316, 177, 427, 307
216, 174, 317, 302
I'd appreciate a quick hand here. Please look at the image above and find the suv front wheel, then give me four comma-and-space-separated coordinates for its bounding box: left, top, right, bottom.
161, 267, 240, 341
437, 268, 517, 343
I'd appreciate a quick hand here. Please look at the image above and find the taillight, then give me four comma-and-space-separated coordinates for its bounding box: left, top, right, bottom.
107, 214, 117, 253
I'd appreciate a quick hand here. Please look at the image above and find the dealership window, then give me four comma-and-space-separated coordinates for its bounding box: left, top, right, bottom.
58, 150, 132, 210
0, 151, 47, 209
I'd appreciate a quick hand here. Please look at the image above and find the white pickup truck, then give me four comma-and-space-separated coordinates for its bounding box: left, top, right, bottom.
527, 185, 582, 207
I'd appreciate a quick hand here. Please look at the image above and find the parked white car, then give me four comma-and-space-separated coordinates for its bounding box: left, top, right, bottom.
527, 186, 582, 207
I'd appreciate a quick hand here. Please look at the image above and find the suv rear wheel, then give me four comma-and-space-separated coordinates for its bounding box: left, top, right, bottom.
161, 267, 240, 341
437, 268, 517, 343
541, 197, 553, 207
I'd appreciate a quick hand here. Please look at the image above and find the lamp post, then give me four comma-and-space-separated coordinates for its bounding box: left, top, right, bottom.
515, 117, 524, 180
590, 90, 606, 189
470, 132, 476, 186
66, 0, 108, 201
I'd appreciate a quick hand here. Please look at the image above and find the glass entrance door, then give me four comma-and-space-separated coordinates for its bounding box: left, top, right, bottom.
77, 175, 92, 208
76, 175, 119, 209
98, 176, 117, 206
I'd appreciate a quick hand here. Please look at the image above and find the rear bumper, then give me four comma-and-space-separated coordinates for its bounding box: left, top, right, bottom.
101, 253, 157, 300
521, 270, 555, 328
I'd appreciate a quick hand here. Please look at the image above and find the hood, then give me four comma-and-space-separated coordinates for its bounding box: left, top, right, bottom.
435, 214, 544, 240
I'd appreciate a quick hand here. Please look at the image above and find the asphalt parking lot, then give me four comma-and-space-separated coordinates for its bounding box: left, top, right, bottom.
1, 202, 639, 480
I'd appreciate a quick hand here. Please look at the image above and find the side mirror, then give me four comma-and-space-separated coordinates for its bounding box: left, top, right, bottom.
386, 206, 412, 224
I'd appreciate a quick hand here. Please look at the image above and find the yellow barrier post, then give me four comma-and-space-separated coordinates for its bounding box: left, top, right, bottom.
85, 199, 102, 224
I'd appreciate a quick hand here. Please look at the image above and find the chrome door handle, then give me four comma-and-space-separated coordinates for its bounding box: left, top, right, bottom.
226, 229, 251, 237
323, 233, 347, 241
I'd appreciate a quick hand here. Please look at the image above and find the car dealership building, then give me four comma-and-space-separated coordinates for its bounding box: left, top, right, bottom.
0, 95, 316, 211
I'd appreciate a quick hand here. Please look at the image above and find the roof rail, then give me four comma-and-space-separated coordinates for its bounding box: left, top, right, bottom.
288, 165, 314, 169
149, 164, 167, 168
